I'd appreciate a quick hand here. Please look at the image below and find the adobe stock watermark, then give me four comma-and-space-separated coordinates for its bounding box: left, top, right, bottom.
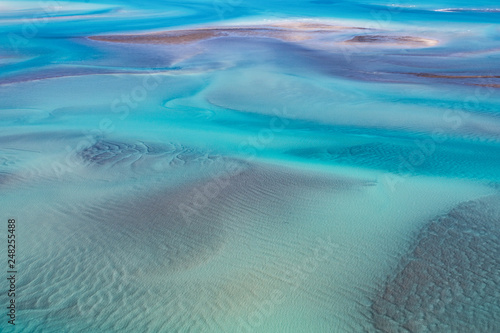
384, 80, 497, 191
173, 236, 338, 332
178, 106, 295, 225
8, 1, 65, 52
213, 0, 243, 19
340, 1, 409, 63
110, 70, 164, 121
49, 68, 164, 178
236, 236, 339, 332
369, 1, 406, 30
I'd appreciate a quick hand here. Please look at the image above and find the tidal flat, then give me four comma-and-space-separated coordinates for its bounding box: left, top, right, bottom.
1, 0, 500, 332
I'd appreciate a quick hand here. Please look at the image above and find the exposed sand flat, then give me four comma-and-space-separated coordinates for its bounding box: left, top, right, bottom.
370, 195, 500, 332
91, 30, 222, 44
89, 27, 312, 45
344, 35, 438, 47
89, 24, 438, 48
474, 84, 500, 88
409, 73, 500, 79
89, 22, 366, 45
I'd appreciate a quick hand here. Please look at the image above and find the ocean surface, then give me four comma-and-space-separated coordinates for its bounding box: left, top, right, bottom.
1, 0, 500, 332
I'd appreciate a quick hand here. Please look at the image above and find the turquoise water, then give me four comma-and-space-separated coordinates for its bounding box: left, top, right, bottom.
1, 0, 500, 332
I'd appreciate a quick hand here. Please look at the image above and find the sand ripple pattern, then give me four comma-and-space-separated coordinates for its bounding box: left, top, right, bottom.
79, 140, 217, 170
288, 142, 500, 180
370, 195, 500, 333
8, 163, 378, 332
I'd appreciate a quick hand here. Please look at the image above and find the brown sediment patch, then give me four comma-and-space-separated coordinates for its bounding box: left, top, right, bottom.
370, 195, 500, 332
405, 73, 500, 89
90, 24, 437, 47
473, 84, 500, 88
88, 27, 315, 44
89, 29, 223, 44
344, 35, 438, 47
88, 22, 365, 45
409, 73, 500, 79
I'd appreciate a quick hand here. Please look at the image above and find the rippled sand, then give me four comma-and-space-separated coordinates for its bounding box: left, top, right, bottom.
371, 195, 500, 332
9, 148, 496, 332
1, 1, 500, 332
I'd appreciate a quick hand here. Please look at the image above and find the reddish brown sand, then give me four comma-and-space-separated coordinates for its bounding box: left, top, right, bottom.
89, 24, 439, 50
89, 26, 324, 44
474, 84, 500, 88
89, 23, 372, 45
90, 29, 223, 44
410, 73, 500, 79
344, 35, 438, 46
406, 73, 500, 88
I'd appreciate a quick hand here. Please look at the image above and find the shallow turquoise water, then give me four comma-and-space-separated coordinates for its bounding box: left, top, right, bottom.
1, 1, 500, 332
